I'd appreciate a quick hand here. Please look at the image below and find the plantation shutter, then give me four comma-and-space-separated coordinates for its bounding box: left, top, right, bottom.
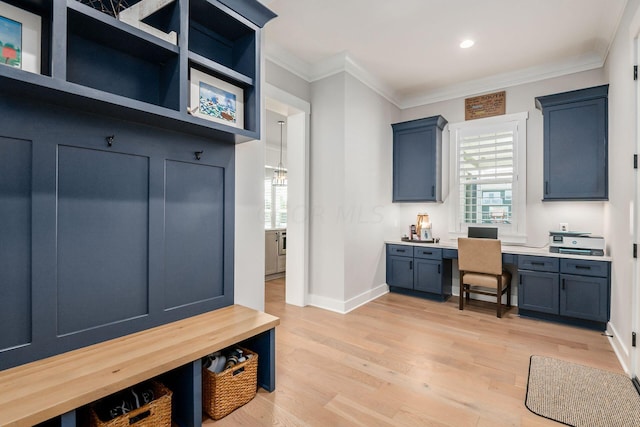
457, 123, 516, 224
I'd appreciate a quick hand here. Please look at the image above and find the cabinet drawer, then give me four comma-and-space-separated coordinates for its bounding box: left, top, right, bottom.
414, 247, 442, 260
560, 259, 609, 278
518, 256, 559, 272
387, 244, 413, 257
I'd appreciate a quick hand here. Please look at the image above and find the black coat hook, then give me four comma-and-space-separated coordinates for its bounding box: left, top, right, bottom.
195, 150, 204, 160
106, 135, 115, 147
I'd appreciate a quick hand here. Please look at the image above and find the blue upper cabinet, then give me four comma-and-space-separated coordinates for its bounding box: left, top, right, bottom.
535, 85, 608, 200
0, 0, 276, 143
392, 115, 447, 202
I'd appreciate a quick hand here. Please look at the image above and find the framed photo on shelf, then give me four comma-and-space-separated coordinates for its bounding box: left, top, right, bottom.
189, 68, 244, 128
0, 1, 41, 74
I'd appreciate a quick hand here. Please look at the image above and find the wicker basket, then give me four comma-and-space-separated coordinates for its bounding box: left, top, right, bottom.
202, 347, 258, 420
89, 381, 172, 427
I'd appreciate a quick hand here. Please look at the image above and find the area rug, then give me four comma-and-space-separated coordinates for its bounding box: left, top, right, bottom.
525, 355, 640, 427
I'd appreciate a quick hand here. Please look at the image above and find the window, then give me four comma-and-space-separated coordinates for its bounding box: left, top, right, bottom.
449, 112, 527, 243
264, 168, 287, 229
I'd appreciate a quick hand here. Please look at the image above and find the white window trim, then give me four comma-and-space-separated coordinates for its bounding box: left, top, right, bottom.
448, 112, 528, 244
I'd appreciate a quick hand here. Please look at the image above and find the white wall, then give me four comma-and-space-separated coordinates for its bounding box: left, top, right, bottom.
306, 72, 402, 312
603, 0, 640, 372
396, 69, 608, 247
343, 74, 400, 303
309, 73, 347, 305
234, 139, 266, 311
265, 60, 312, 103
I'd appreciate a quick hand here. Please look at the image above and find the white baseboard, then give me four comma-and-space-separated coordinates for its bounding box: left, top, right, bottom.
607, 321, 631, 375
344, 284, 389, 313
307, 284, 389, 314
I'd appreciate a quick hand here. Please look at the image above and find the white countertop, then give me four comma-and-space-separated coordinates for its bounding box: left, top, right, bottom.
385, 239, 611, 262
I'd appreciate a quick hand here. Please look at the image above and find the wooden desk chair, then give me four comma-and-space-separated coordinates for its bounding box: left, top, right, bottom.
458, 237, 512, 318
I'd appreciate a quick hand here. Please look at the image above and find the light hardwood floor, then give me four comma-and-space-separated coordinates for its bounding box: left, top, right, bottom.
205, 279, 623, 426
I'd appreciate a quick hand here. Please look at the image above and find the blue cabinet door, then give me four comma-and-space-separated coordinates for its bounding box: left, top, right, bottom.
518, 271, 559, 314
386, 255, 413, 289
560, 274, 609, 322
392, 116, 447, 202
413, 259, 442, 294
536, 85, 608, 200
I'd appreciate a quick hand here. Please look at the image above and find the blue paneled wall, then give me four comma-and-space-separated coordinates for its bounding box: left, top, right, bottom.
0, 97, 235, 370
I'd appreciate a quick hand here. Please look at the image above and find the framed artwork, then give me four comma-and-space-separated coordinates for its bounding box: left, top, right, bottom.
0, 1, 41, 73
189, 68, 244, 128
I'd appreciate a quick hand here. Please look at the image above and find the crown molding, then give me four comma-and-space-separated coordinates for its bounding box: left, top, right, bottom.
265, 44, 401, 106
265, 42, 606, 110
399, 52, 605, 109
308, 52, 401, 106
264, 42, 314, 82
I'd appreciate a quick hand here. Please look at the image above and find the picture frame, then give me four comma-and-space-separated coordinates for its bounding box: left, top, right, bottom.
189, 68, 244, 128
0, 1, 41, 74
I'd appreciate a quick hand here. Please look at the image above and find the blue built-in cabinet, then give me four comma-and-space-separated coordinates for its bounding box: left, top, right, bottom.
518, 255, 610, 328
392, 115, 447, 202
0, 0, 276, 143
535, 85, 609, 200
0, 97, 235, 370
386, 244, 452, 300
0, 0, 276, 371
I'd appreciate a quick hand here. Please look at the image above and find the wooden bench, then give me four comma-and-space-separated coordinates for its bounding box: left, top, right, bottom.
0, 304, 279, 427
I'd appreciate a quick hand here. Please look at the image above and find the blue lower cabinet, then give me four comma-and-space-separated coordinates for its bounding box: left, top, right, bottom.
518, 256, 610, 329
387, 255, 414, 290
518, 271, 559, 314
414, 259, 442, 294
386, 244, 450, 300
560, 274, 609, 322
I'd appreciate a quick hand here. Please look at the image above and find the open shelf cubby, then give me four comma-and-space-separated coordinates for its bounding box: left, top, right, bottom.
66, 5, 180, 110
189, 0, 257, 80
0, 0, 274, 142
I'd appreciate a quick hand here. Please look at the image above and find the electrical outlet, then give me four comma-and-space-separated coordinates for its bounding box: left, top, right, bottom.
559, 222, 569, 232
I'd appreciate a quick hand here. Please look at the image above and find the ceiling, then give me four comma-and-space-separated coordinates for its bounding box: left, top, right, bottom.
261, 0, 628, 108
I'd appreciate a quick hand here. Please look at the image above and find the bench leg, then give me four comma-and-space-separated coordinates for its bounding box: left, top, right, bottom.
243, 328, 276, 392
60, 410, 76, 427
162, 360, 202, 427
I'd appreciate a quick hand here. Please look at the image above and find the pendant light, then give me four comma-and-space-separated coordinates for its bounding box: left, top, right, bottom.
272, 120, 287, 186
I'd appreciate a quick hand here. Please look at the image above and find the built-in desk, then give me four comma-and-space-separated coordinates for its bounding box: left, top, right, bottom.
385, 240, 611, 330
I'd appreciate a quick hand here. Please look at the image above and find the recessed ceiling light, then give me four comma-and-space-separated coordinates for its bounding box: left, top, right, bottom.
460, 39, 475, 49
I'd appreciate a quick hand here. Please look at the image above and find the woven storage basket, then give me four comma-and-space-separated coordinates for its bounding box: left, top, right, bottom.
89, 381, 172, 427
202, 347, 258, 420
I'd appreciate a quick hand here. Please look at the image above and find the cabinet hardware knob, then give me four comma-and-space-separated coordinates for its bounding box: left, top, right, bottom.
409, 261, 413, 270
106, 135, 115, 147
195, 150, 204, 160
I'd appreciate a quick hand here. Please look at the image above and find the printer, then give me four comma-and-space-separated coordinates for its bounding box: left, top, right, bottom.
549, 231, 605, 256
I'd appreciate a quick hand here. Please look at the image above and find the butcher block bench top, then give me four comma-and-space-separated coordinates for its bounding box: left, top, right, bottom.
0, 304, 280, 426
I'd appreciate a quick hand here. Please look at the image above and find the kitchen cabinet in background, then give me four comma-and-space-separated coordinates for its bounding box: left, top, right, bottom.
265, 230, 286, 276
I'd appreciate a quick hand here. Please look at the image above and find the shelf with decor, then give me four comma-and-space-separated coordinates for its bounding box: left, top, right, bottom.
0, 0, 275, 143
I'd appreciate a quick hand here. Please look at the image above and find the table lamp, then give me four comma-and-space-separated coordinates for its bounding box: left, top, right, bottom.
416, 213, 432, 241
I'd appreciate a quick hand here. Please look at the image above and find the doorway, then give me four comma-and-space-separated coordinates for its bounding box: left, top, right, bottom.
264, 84, 310, 307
